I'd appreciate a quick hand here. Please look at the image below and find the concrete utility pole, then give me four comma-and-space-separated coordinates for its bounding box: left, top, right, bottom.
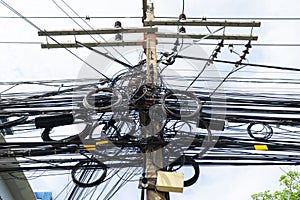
143, 2, 166, 200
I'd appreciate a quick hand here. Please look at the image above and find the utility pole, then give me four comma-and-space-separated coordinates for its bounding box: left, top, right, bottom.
142, 2, 166, 200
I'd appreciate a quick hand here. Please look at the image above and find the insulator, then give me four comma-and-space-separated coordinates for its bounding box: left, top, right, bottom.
228, 44, 234, 53
245, 41, 252, 48
240, 54, 246, 60
218, 40, 224, 47
243, 49, 250, 54
115, 33, 123, 41
215, 46, 221, 53
212, 52, 218, 58
114, 21, 122, 28
179, 13, 187, 20
179, 26, 186, 33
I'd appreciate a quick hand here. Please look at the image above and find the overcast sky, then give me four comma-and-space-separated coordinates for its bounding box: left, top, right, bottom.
1, 0, 300, 199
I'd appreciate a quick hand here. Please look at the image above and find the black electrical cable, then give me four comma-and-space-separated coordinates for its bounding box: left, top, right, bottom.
168, 156, 200, 187
162, 89, 202, 118
82, 87, 123, 111
76, 41, 133, 69
176, 54, 300, 72
247, 122, 273, 141
141, 188, 145, 200
1, 63, 296, 180
0, 113, 29, 129
71, 160, 107, 188
103, 169, 139, 200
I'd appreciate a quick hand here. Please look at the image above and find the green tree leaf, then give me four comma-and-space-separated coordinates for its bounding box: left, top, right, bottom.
252, 171, 300, 200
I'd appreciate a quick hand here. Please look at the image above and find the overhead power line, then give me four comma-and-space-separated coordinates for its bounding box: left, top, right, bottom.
186, 43, 300, 47
171, 17, 300, 21
1, 16, 300, 21
0, 15, 300, 21
0, 16, 142, 19
3, 41, 300, 47
176, 55, 300, 72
